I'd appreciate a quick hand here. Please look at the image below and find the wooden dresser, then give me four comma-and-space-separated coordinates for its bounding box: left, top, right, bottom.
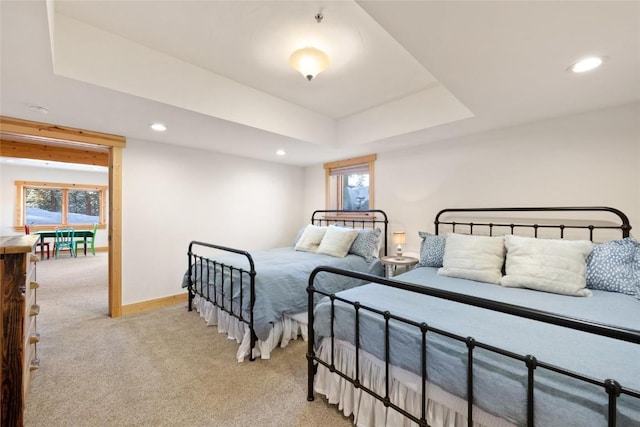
1, 235, 41, 427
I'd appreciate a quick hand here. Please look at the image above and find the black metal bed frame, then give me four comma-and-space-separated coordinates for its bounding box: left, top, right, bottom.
307, 206, 638, 426
434, 206, 631, 240
187, 209, 388, 361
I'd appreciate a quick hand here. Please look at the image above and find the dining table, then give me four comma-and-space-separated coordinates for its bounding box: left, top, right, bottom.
34, 229, 95, 258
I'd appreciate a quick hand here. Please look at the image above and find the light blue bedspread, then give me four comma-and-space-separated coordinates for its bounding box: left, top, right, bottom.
314, 266, 640, 427
184, 247, 383, 340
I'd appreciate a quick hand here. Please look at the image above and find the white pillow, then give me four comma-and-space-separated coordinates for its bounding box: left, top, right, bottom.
438, 233, 505, 284
317, 226, 359, 258
501, 235, 593, 296
294, 225, 327, 253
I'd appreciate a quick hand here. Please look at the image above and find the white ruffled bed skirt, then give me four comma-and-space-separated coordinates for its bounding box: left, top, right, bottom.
192, 295, 308, 362
314, 338, 515, 427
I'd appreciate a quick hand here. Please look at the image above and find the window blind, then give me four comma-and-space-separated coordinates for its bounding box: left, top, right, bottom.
328, 163, 369, 176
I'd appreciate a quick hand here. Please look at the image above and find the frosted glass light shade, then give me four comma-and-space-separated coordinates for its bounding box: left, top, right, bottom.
289, 47, 330, 81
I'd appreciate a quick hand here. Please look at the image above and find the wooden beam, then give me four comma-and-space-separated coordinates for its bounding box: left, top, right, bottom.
109, 146, 123, 318
0, 116, 125, 148
0, 140, 109, 166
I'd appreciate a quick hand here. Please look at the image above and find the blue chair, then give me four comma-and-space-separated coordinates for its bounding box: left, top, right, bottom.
54, 227, 75, 258
75, 223, 98, 256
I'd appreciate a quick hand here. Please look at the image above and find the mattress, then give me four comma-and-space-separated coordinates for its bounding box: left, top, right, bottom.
313, 267, 640, 427
185, 246, 383, 341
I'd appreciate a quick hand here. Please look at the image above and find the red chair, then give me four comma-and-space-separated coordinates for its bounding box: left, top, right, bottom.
25, 224, 50, 260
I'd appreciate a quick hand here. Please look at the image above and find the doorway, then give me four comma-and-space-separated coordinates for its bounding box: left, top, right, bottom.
0, 116, 124, 317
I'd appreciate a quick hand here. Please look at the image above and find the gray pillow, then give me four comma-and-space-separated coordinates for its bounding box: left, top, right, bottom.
349, 228, 382, 262
418, 232, 446, 267
586, 237, 640, 297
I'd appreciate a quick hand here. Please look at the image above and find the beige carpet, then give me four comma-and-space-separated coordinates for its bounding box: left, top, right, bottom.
24, 253, 352, 426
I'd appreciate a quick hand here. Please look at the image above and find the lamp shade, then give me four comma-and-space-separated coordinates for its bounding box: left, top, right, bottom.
289, 47, 330, 81
393, 232, 406, 245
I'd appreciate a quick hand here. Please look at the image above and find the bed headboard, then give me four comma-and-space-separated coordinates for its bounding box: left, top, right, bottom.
434, 206, 631, 241
311, 209, 389, 256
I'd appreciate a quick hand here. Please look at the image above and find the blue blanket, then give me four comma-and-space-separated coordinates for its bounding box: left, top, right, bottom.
314, 267, 640, 427
185, 247, 383, 340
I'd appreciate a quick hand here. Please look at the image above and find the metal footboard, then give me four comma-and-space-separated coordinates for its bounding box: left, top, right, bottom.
307, 206, 636, 425
187, 241, 257, 360
186, 209, 389, 362
307, 267, 640, 426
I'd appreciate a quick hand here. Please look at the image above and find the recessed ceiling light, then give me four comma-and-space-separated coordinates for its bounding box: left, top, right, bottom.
276, 149, 286, 156
150, 123, 167, 132
27, 104, 49, 114
569, 57, 604, 73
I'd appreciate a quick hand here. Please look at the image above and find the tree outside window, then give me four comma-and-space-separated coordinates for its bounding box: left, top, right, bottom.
68, 190, 101, 224
343, 173, 370, 211
25, 188, 63, 224
16, 181, 106, 228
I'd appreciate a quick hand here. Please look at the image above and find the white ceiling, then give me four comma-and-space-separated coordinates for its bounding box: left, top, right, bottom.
1, 1, 639, 167
0, 157, 107, 173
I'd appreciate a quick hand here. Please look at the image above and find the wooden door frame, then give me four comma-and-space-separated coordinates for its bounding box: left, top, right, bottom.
0, 116, 124, 317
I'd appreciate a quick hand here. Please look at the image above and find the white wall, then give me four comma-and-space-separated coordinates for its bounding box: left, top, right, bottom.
121, 139, 304, 305
0, 162, 109, 248
3, 103, 637, 307
303, 103, 640, 254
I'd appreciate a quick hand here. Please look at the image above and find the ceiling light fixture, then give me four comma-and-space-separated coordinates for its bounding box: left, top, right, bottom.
289, 13, 330, 81
569, 57, 604, 73
276, 149, 286, 156
290, 47, 330, 81
150, 123, 167, 132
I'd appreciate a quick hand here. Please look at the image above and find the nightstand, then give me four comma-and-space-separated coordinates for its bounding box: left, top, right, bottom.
380, 255, 419, 278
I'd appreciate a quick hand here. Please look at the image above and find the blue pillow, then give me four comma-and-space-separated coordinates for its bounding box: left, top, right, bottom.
418, 232, 446, 267
349, 228, 382, 262
586, 237, 640, 297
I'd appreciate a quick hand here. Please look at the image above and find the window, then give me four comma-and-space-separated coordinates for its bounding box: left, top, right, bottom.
16, 181, 107, 228
324, 154, 376, 212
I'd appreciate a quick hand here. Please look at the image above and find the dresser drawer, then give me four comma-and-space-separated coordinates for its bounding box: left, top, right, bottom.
22, 341, 39, 398
1, 234, 41, 427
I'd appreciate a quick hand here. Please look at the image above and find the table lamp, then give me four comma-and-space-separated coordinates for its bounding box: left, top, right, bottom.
393, 231, 406, 259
